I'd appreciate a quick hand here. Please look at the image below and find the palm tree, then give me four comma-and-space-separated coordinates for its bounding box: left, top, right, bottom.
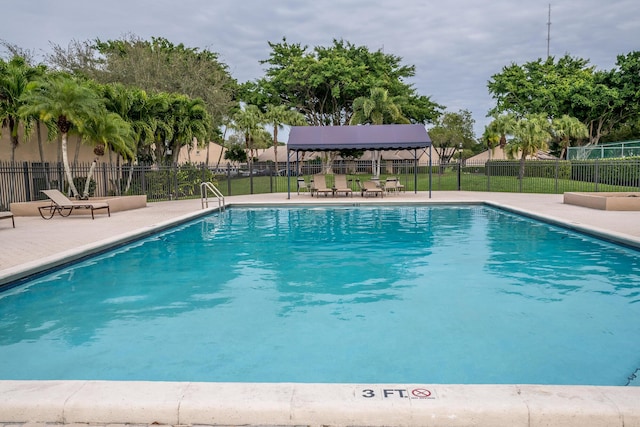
133, 90, 170, 165
0, 56, 45, 162
264, 104, 306, 166
480, 127, 501, 160
552, 114, 589, 159
502, 114, 553, 180
486, 113, 517, 150
167, 95, 211, 165
81, 110, 135, 198
19, 73, 104, 197
350, 87, 409, 177
231, 104, 264, 168
99, 83, 173, 192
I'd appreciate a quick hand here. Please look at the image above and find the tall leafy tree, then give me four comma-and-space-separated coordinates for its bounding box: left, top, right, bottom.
428, 110, 476, 164
246, 38, 441, 126
19, 73, 104, 197
48, 36, 238, 144
591, 51, 640, 143
93, 36, 236, 130
487, 54, 640, 145
0, 56, 45, 161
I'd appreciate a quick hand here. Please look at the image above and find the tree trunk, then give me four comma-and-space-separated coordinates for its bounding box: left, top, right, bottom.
125, 164, 134, 194
373, 150, 381, 178
83, 159, 97, 198
215, 144, 224, 169
9, 118, 18, 163
273, 126, 279, 165
62, 133, 79, 197
519, 155, 526, 180
57, 134, 62, 163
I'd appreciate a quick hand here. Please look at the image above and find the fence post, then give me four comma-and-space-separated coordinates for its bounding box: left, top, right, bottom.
486, 161, 491, 192
141, 164, 147, 196
595, 159, 599, 192
554, 160, 559, 194
519, 164, 523, 193
22, 162, 31, 201
174, 164, 179, 200
226, 164, 232, 196
102, 165, 108, 197
457, 161, 461, 191
249, 162, 254, 194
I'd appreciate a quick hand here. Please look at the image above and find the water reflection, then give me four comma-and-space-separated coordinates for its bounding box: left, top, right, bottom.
483, 208, 640, 301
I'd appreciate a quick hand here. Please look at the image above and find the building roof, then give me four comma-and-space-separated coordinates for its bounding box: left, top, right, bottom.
287, 124, 431, 151
466, 147, 558, 162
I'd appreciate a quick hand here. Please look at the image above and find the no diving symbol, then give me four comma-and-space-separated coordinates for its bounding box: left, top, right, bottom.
411, 388, 432, 398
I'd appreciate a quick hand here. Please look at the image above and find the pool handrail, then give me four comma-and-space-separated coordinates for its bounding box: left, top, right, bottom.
200, 182, 225, 211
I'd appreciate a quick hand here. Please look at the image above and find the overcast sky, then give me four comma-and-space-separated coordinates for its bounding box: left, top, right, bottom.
3, 0, 639, 137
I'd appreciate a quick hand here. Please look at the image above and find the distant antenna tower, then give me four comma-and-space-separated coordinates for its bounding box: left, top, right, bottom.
546, 4, 552, 58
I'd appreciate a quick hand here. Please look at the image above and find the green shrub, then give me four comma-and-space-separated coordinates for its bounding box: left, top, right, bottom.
486, 160, 571, 179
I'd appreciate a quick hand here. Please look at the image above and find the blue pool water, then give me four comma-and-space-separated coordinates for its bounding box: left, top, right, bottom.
1, 205, 639, 385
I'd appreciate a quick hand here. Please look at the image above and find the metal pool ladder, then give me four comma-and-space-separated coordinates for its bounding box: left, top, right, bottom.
200, 182, 225, 211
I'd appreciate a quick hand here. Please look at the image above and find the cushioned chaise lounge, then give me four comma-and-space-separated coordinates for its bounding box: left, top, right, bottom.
359, 180, 384, 197
38, 189, 110, 220
312, 174, 333, 197
333, 175, 353, 197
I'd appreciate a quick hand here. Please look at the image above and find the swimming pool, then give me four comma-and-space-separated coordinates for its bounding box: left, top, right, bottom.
0, 205, 639, 386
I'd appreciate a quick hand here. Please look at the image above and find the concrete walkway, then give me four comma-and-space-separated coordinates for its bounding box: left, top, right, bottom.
1, 191, 640, 427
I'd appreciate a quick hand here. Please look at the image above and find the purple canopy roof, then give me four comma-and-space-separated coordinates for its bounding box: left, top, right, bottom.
287, 124, 431, 151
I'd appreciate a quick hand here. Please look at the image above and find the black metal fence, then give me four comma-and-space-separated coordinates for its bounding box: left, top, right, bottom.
1, 159, 639, 211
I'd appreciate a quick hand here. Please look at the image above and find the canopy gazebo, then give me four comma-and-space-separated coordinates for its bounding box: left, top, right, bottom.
286, 124, 433, 198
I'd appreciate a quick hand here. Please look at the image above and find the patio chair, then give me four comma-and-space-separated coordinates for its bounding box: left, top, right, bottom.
0, 211, 14, 228
333, 175, 353, 197
297, 177, 310, 195
311, 174, 333, 197
384, 178, 399, 195
358, 179, 384, 198
38, 189, 111, 220
386, 177, 405, 192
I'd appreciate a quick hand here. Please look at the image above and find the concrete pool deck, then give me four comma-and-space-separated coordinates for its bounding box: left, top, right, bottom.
1, 191, 639, 427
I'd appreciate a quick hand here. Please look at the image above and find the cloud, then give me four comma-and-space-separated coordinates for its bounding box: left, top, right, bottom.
3, 0, 639, 136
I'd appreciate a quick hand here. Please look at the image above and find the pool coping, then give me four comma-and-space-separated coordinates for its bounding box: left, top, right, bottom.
2, 199, 640, 426
1, 380, 639, 426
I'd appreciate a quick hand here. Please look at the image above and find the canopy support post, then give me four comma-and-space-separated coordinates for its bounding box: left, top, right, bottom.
286, 149, 291, 200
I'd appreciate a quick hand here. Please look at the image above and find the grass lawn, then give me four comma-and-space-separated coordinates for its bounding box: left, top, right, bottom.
208, 171, 638, 197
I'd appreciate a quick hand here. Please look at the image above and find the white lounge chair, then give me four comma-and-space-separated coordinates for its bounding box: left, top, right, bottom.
38, 189, 110, 220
